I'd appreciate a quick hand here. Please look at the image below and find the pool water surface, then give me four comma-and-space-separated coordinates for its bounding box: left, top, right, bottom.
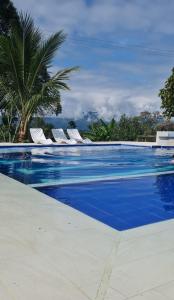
1, 145, 174, 230
38, 174, 174, 230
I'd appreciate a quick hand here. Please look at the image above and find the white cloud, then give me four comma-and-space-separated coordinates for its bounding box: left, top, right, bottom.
60, 70, 161, 120
13, 0, 86, 34
13, 0, 174, 36
12, 0, 174, 120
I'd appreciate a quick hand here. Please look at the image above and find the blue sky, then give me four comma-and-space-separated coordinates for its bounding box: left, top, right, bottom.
13, 0, 174, 120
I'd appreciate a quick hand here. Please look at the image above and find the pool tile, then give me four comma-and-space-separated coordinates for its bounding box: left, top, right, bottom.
38, 174, 174, 230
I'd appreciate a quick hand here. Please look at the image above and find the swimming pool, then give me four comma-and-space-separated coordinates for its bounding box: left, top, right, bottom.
1, 145, 174, 230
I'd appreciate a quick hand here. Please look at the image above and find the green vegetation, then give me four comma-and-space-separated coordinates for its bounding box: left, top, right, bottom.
156, 120, 174, 131
85, 111, 161, 142
86, 118, 118, 141
0, 0, 19, 35
0, 5, 78, 142
159, 68, 174, 119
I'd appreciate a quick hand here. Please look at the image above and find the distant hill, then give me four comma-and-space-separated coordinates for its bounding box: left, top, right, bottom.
44, 117, 90, 131
0, 116, 91, 130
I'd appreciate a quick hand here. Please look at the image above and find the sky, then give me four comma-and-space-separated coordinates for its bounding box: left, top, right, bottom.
13, 0, 174, 120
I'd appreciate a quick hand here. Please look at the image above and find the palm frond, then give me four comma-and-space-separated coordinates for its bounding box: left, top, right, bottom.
28, 31, 67, 90
10, 13, 42, 87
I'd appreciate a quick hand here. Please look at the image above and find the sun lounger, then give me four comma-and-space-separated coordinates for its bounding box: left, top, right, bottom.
67, 129, 92, 144
30, 128, 53, 144
52, 129, 77, 144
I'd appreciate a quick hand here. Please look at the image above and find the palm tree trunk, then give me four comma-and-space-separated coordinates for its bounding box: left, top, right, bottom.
18, 118, 28, 142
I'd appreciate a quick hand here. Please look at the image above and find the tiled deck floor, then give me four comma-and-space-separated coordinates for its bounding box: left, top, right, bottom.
1, 173, 174, 299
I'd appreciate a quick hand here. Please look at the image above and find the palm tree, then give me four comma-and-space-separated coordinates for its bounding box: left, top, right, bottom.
0, 13, 78, 142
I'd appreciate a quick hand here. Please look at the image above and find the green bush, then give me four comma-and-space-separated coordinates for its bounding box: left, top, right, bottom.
156, 121, 174, 131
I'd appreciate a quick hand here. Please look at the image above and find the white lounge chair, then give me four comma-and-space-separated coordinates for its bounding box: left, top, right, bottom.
30, 128, 53, 145
52, 129, 77, 144
67, 129, 92, 144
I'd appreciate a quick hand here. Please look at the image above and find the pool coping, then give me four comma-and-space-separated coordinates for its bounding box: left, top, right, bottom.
1, 173, 174, 299
1, 140, 174, 149
0, 141, 157, 148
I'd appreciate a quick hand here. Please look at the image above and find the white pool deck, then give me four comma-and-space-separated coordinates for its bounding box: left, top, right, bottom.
1, 141, 174, 299
0, 141, 157, 147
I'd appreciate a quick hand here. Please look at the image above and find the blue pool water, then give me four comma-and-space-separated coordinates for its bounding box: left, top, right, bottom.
38, 174, 174, 230
1, 145, 174, 230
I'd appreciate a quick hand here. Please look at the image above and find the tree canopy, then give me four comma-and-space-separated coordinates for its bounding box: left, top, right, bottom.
0, 0, 19, 35
159, 68, 174, 118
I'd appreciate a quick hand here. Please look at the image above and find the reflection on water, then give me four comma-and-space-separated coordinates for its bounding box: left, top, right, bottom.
1, 145, 174, 186
156, 174, 174, 212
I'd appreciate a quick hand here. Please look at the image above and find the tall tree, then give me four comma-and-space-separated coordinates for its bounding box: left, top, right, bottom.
0, 0, 19, 35
0, 13, 78, 142
159, 68, 174, 119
